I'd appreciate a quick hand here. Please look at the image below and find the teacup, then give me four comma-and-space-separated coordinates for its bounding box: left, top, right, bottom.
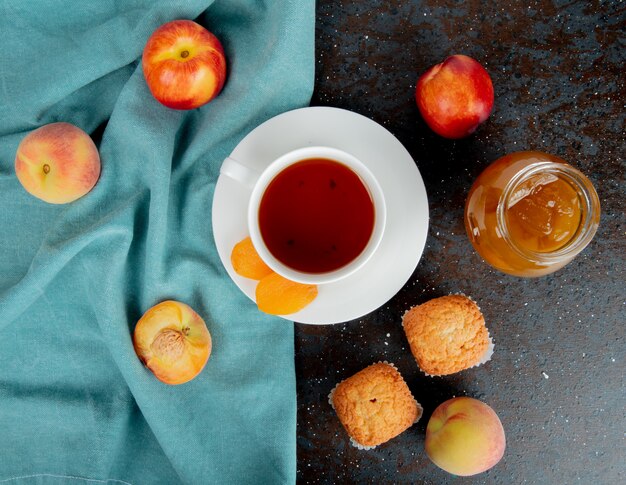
221, 146, 386, 285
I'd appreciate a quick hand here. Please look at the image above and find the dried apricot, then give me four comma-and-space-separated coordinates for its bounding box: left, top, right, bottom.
256, 273, 318, 315
231, 236, 273, 280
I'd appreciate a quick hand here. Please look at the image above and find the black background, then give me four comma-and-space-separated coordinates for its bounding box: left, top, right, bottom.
295, 1, 625, 483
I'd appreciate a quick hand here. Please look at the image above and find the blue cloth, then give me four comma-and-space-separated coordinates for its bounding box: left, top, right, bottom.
0, 1, 314, 483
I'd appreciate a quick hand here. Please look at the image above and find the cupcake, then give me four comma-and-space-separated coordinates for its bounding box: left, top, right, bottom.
329, 362, 422, 449
402, 294, 493, 376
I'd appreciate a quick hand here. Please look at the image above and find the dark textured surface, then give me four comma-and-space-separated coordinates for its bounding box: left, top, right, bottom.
295, 1, 625, 483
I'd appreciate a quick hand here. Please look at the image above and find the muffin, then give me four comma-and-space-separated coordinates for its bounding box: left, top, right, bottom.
330, 362, 422, 449
402, 294, 493, 376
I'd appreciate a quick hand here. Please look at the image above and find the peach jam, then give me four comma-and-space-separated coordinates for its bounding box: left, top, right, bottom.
464, 151, 600, 277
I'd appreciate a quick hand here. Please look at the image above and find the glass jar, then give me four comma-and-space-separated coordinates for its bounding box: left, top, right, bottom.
464, 151, 600, 277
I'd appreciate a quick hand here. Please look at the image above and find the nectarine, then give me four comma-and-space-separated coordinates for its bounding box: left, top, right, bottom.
14, 122, 100, 204
425, 397, 505, 476
133, 300, 212, 385
142, 20, 227, 110
415, 55, 494, 139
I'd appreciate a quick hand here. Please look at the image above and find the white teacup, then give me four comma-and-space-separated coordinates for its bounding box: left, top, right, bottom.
221, 146, 386, 285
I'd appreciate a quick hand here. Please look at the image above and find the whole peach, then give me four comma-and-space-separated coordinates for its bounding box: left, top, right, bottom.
425, 397, 505, 476
415, 55, 494, 139
142, 20, 227, 110
14, 122, 100, 204
133, 300, 212, 385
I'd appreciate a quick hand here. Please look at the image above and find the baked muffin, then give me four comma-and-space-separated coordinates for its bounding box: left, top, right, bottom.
402, 294, 493, 376
330, 362, 422, 448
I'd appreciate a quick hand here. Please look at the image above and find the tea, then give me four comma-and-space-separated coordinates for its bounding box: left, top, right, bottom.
258, 158, 375, 274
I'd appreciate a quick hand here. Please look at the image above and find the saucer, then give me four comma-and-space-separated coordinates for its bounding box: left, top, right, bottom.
212, 106, 429, 324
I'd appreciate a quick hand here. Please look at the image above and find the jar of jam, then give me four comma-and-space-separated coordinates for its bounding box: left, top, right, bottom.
464, 151, 600, 277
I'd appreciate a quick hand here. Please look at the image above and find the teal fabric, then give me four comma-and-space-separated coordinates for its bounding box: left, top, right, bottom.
0, 1, 314, 484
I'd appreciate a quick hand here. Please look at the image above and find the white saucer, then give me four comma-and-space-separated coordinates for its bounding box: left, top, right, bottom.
212, 107, 429, 324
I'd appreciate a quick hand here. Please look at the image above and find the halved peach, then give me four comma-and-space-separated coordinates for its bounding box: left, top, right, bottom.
133, 300, 211, 385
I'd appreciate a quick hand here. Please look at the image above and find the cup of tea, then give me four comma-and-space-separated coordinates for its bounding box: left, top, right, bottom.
221, 146, 386, 285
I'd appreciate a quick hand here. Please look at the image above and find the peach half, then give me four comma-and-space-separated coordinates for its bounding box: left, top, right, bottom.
133, 300, 212, 385
15, 122, 101, 204
425, 397, 505, 476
